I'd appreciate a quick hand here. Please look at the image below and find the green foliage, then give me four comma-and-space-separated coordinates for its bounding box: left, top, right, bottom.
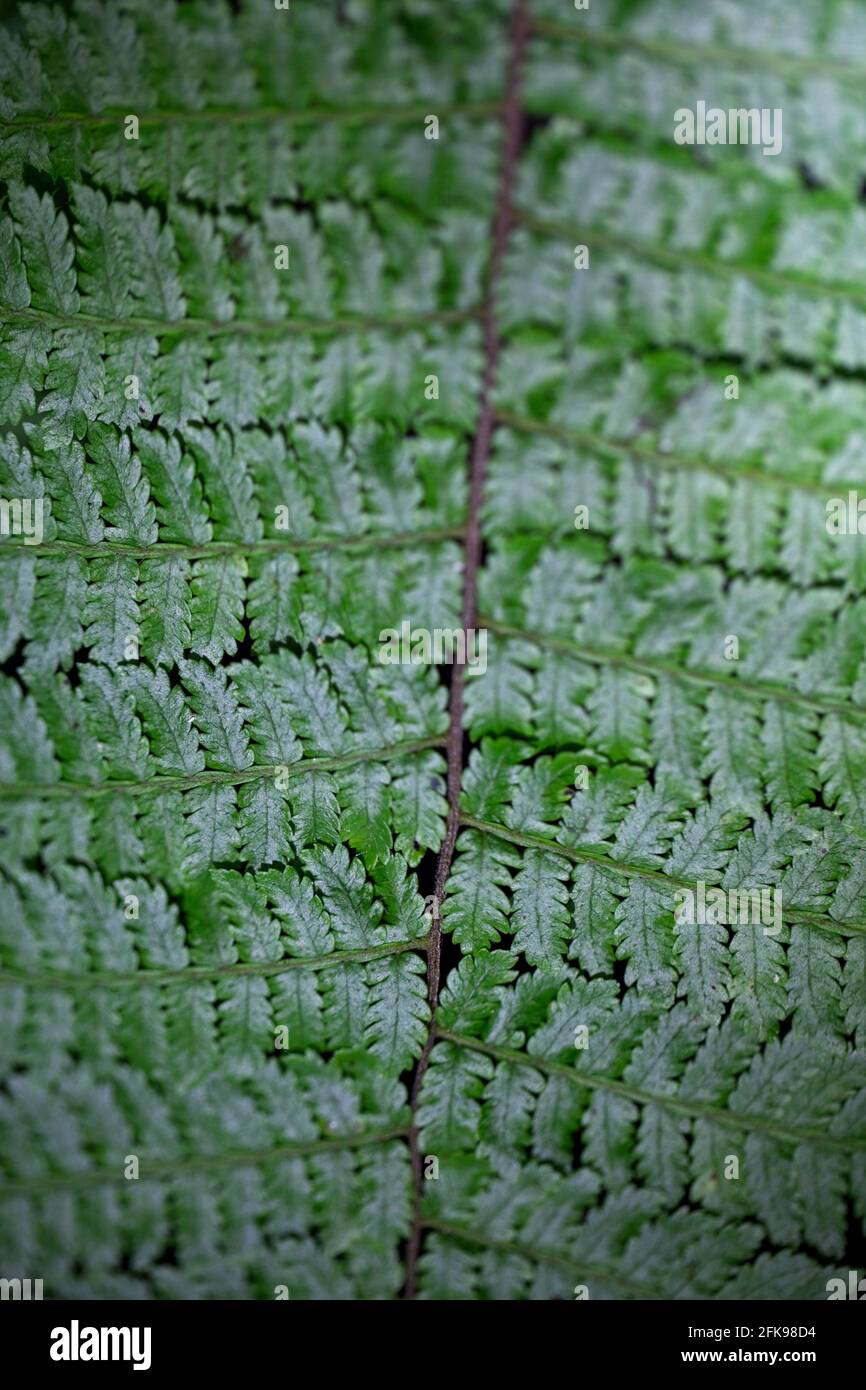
0, 0, 865, 1304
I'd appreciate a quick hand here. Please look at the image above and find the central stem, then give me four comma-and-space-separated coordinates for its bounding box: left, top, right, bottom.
401, 0, 531, 1300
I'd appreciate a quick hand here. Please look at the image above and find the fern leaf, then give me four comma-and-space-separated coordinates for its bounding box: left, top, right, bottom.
3, 0, 866, 1307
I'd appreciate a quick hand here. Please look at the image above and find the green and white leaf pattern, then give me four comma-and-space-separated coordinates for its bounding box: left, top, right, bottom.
0, 0, 864, 1302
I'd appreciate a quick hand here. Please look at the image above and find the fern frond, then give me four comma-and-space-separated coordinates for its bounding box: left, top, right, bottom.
2, 0, 865, 1305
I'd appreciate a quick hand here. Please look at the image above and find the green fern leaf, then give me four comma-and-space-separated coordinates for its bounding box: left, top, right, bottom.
2, 0, 865, 1308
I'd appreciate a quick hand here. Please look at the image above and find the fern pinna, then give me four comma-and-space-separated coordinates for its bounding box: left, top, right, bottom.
0, 0, 864, 1302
